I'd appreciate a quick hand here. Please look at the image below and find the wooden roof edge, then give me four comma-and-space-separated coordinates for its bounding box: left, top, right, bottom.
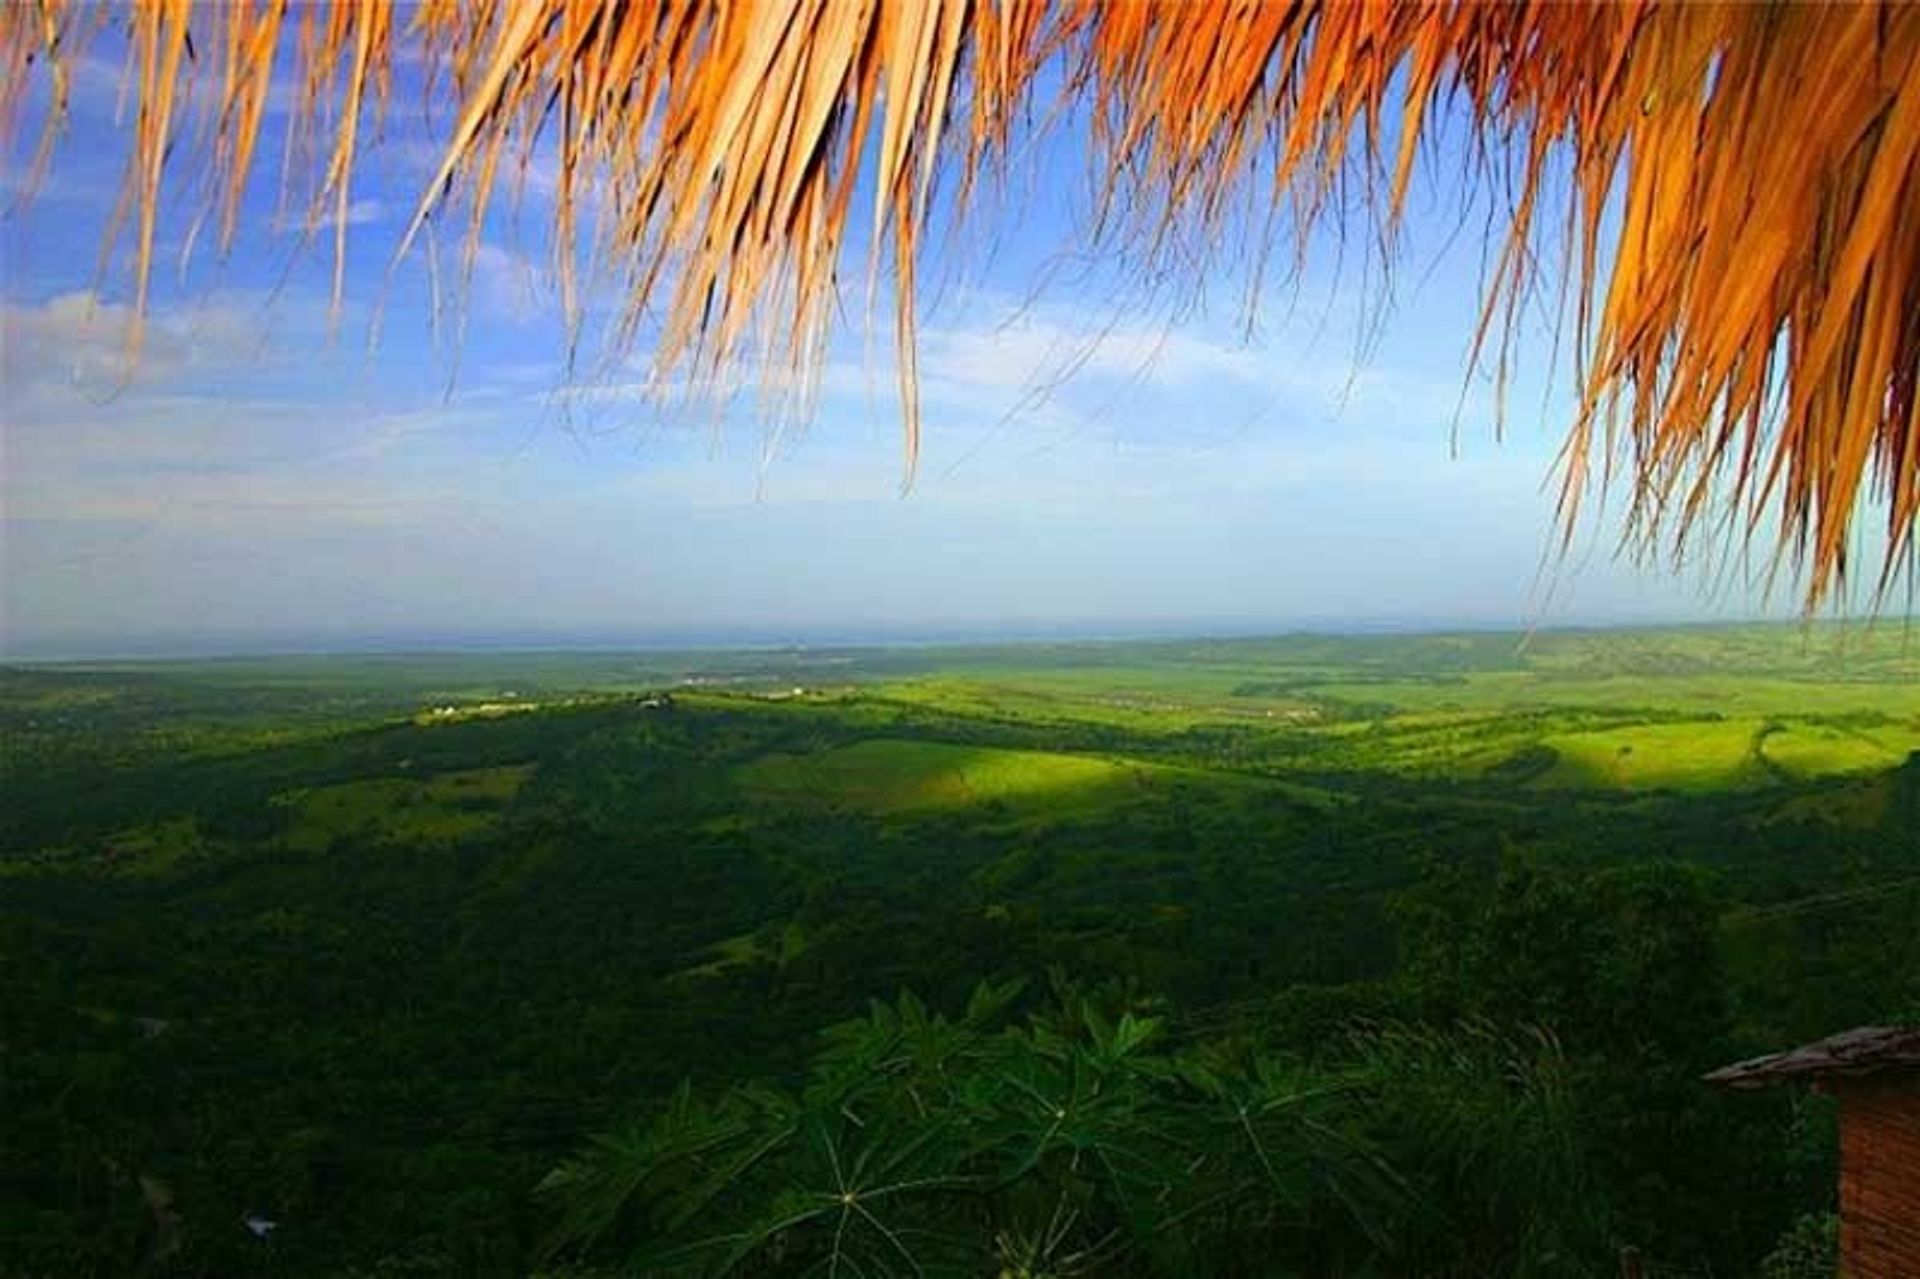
1705, 1026, 1920, 1090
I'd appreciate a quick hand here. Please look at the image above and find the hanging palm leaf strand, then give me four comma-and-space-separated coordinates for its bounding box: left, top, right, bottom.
4, 1, 1916, 608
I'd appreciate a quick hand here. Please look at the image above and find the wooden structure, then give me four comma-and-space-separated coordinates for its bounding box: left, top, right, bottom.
1707, 1027, 1920, 1279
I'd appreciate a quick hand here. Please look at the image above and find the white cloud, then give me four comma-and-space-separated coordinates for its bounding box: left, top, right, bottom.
0, 284, 553, 558
0, 291, 283, 395
272, 198, 388, 234
908, 297, 1487, 433
468, 241, 552, 316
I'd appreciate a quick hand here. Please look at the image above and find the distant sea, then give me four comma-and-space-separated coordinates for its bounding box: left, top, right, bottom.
1, 612, 1787, 663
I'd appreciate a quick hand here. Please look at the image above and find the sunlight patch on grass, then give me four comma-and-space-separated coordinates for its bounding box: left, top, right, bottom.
1760, 722, 1920, 778
1519, 718, 1920, 792
735, 739, 1150, 814
274, 764, 535, 850
89, 817, 206, 876
1304, 673, 1920, 719
1533, 721, 1772, 792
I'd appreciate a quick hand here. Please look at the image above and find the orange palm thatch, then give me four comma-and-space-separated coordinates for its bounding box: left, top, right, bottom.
3, 1, 1917, 609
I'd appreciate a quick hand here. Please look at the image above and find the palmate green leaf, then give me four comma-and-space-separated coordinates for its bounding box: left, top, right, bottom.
543, 986, 1615, 1277
1109, 1012, 1159, 1062
539, 1083, 767, 1255
964, 977, 1029, 1027
657, 1120, 801, 1238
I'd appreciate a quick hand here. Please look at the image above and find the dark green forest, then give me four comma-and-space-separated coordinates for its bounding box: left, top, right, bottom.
3, 627, 1917, 1276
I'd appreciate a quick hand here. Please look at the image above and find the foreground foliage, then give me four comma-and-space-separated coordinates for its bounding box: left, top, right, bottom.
542, 984, 1602, 1278
541, 857, 1841, 1278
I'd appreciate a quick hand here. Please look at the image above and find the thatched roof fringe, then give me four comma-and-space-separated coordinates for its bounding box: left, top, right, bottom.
4, 2, 1916, 609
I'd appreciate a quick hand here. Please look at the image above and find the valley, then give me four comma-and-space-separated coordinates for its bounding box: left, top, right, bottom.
3, 623, 1917, 1275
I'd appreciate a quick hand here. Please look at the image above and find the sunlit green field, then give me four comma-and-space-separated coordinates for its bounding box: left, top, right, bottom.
832, 625, 1920, 795
274, 764, 537, 851
736, 738, 1156, 813
1760, 721, 1920, 776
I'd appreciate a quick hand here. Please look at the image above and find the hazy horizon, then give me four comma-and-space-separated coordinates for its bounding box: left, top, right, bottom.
7, 610, 1886, 665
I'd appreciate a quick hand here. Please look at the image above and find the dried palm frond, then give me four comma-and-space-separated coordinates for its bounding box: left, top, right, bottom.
4, 1, 1916, 609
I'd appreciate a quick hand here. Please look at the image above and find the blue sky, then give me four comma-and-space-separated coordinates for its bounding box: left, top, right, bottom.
1, 40, 1815, 657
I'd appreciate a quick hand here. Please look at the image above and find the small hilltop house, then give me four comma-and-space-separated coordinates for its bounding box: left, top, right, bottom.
1706, 1026, 1920, 1279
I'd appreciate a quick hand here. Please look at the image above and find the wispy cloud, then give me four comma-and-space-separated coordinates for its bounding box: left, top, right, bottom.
272, 198, 389, 234
1, 291, 287, 395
